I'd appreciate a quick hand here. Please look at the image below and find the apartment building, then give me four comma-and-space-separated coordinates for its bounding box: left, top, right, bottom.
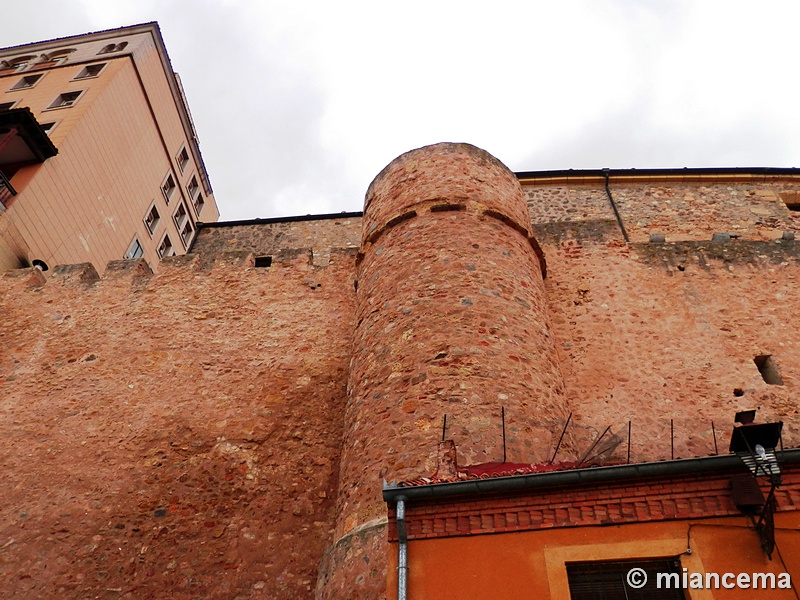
0, 22, 219, 273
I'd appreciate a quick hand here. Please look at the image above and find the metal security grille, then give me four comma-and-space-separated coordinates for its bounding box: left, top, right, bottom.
567, 558, 686, 600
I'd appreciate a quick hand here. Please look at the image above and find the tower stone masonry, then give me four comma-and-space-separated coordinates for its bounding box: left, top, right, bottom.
319, 143, 570, 597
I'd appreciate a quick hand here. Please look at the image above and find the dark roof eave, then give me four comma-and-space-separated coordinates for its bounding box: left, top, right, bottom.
197, 211, 363, 229
515, 166, 800, 181
382, 448, 800, 505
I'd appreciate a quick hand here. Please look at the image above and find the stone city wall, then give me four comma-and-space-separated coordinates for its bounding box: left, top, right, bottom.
0, 250, 356, 600
2, 165, 800, 599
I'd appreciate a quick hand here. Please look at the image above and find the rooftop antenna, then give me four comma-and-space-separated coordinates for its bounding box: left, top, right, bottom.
626, 420, 631, 464
577, 425, 611, 466
711, 421, 719, 455
501, 407, 507, 463
550, 413, 572, 464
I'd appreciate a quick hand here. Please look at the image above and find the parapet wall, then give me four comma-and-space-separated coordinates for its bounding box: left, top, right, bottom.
191, 214, 362, 266
0, 250, 356, 600
523, 175, 800, 244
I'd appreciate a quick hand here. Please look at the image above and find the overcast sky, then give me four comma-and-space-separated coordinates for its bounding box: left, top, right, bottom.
3, 1, 800, 220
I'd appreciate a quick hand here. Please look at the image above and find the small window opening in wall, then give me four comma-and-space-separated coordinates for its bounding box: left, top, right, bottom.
74, 63, 106, 80
144, 204, 160, 235
254, 256, 272, 268
179, 219, 193, 246
177, 147, 190, 172
162, 174, 176, 203
48, 91, 82, 109
31, 259, 49, 271
39, 122, 56, 136
125, 238, 143, 260
733, 388, 745, 397
187, 175, 204, 214
754, 355, 783, 385
11, 74, 43, 90
0, 101, 16, 111
430, 203, 466, 213
173, 202, 188, 230
157, 234, 174, 258
779, 191, 800, 212
192, 191, 204, 215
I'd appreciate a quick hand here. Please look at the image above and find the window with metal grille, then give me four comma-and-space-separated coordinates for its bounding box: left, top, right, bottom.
567, 558, 686, 600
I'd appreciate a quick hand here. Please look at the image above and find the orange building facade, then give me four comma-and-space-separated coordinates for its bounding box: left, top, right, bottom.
0, 23, 219, 273
1, 142, 800, 599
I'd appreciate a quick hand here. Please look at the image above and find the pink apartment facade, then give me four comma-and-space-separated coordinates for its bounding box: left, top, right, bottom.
0, 23, 219, 273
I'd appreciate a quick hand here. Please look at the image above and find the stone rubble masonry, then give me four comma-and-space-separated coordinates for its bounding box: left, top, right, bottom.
192, 215, 362, 268
2, 145, 800, 599
326, 143, 569, 599
0, 249, 355, 600
523, 175, 800, 244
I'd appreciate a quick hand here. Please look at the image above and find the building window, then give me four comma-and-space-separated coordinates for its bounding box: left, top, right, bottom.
161, 173, 176, 204
173, 202, 188, 229
566, 559, 685, 599
47, 91, 83, 109
41, 49, 76, 65
125, 237, 144, 260
157, 234, 174, 258
0, 101, 17, 111
779, 191, 800, 212
74, 63, 106, 80
144, 204, 160, 236
39, 122, 57, 135
187, 175, 205, 215
754, 355, 783, 386
179, 219, 194, 247
98, 42, 128, 55
176, 147, 190, 173
1, 55, 36, 71
10, 74, 44, 90
173, 202, 194, 246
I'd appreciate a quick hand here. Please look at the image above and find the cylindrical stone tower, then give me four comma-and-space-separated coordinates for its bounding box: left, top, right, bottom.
317, 143, 568, 598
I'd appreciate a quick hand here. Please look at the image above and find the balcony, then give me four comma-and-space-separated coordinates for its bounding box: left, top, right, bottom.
0, 107, 58, 208
0, 168, 15, 208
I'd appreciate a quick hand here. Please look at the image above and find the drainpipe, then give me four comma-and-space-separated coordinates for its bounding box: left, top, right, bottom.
396, 495, 408, 600
603, 168, 630, 243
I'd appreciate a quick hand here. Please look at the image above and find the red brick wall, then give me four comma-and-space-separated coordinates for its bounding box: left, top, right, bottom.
387, 466, 800, 541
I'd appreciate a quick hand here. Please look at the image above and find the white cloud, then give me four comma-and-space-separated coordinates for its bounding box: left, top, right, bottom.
3, 0, 800, 219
